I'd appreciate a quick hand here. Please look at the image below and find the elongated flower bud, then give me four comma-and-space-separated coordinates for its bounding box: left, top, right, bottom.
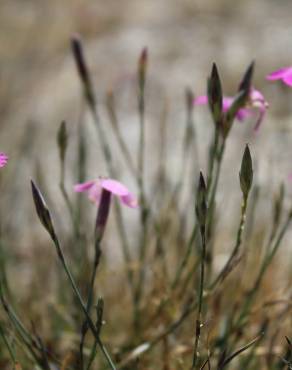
31, 180, 55, 239
138, 47, 148, 92
207, 63, 223, 128
238, 60, 255, 92
71, 35, 96, 112
239, 145, 253, 199
196, 172, 207, 230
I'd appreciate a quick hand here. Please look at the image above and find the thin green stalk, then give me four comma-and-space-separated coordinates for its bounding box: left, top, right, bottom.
86, 344, 98, 370
0, 324, 17, 366
0, 293, 42, 366
205, 140, 225, 275
172, 224, 198, 289
192, 229, 207, 369
234, 210, 292, 332
79, 241, 102, 369
210, 194, 248, 290
50, 233, 117, 370
132, 48, 151, 335
207, 128, 220, 195
106, 91, 138, 181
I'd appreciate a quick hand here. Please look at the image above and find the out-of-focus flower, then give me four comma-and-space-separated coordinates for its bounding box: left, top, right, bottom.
74, 178, 138, 208
266, 67, 292, 86
0, 153, 8, 168
194, 88, 268, 131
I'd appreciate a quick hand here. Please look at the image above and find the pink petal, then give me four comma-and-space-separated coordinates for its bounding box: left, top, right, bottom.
193, 95, 208, 105
100, 178, 129, 196
236, 108, 253, 121
266, 67, 292, 81
74, 180, 96, 192
120, 193, 139, 208
222, 97, 233, 112
283, 74, 292, 86
250, 88, 265, 102
288, 173, 292, 182
0, 153, 8, 168
88, 182, 102, 203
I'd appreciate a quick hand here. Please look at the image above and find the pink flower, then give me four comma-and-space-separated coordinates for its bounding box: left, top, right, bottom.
0, 153, 8, 168
266, 67, 292, 86
74, 178, 138, 208
194, 88, 268, 131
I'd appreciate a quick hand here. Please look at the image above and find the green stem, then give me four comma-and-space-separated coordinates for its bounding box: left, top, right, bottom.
232, 211, 292, 338
191, 226, 206, 369
0, 324, 17, 365
210, 194, 248, 290
80, 241, 102, 369
51, 233, 117, 370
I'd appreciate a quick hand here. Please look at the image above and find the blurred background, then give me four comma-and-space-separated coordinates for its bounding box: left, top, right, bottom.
1, 0, 292, 251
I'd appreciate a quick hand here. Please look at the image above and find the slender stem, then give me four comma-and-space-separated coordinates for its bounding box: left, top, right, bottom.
207, 128, 220, 195
172, 224, 198, 289
210, 195, 248, 290
134, 69, 149, 332
192, 227, 206, 369
106, 91, 138, 181
205, 140, 225, 274
0, 324, 17, 365
227, 211, 292, 344
50, 233, 117, 370
79, 240, 102, 369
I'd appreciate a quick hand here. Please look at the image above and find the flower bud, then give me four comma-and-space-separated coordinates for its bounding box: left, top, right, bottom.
239, 145, 253, 199
196, 172, 207, 229
71, 35, 96, 112
207, 63, 223, 127
31, 180, 55, 239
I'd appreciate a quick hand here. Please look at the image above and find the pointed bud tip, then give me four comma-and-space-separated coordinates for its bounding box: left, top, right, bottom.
199, 171, 206, 190
211, 62, 218, 75
31, 179, 55, 238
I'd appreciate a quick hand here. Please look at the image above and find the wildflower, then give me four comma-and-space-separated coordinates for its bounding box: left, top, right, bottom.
0, 153, 8, 168
74, 178, 138, 208
266, 67, 292, 86
194, 88, 268, 131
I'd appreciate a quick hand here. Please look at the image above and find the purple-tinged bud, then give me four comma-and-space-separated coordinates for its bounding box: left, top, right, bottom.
71, 34, 96, 112
196, 172, 207, 229
207, 63, 223, 128
31, 180, 55, 239
238, 60, 255, 92
239, 145, 253, 199
138, 47, 148, 92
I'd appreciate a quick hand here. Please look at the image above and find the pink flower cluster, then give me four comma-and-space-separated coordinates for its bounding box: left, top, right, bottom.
0, 153, 8, 168
193, 66, 292, 131
194, 88, 268, 131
